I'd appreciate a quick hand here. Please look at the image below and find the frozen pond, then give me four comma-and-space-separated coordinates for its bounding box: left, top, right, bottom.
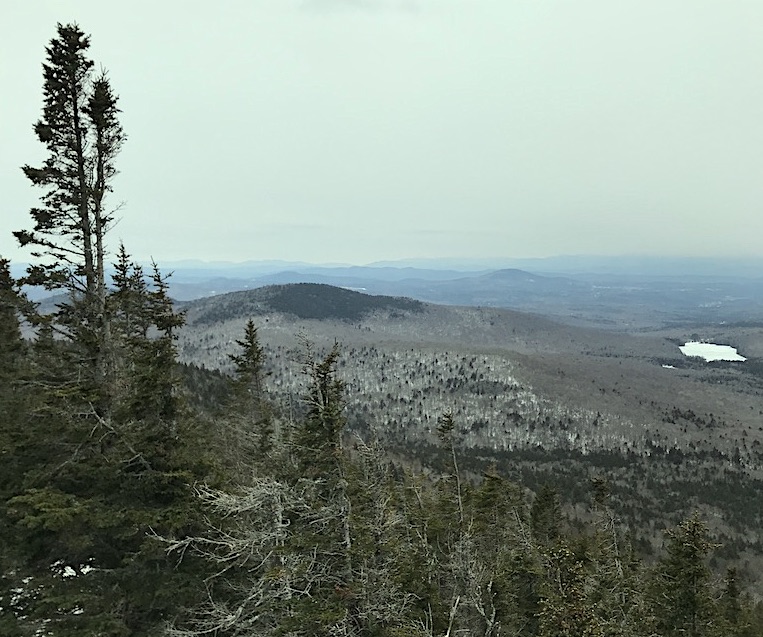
679, 341, 746, 362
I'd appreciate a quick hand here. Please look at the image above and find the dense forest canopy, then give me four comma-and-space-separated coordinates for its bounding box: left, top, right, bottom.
1, 22, 762, 637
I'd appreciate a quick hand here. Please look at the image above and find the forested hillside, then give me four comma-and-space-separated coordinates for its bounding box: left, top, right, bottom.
3, 22, 763, 637
187, 282, 423, 325
175, 286, 763, 585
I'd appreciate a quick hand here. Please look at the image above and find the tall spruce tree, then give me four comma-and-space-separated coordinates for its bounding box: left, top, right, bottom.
530, 484, 562, 547
226, 319, 275, 469
0, 259, 34, 636
287, 341, 354, 635
3, 26, 217, 635
16, 22, 125, 399
649, 514, 719, 637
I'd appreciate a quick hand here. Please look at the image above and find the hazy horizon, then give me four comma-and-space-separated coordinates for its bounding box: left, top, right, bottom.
11, 253, 763, 282
3, 1, 763, 265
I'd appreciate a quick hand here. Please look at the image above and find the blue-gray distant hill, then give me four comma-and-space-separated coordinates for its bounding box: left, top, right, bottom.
186, 283, 424, 326
22, 256, 763, 329
387, 268, 585, 306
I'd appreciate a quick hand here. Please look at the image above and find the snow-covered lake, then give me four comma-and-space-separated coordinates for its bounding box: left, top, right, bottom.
679, 341, 746, 362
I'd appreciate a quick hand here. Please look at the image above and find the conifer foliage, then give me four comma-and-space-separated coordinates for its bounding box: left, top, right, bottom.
2, 24, 210, 636
226, 319, 274, 465
16, 23, 125, 401
3, 22, 763, 637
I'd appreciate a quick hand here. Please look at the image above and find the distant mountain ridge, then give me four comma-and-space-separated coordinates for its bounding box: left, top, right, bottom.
186, 283, 424, 326
16, 256, 763, 328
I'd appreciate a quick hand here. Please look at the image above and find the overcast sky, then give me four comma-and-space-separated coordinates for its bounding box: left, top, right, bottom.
2, 1, 762, 265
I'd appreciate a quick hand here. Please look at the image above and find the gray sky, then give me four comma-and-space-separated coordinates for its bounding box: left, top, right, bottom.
2, 1, 763, 265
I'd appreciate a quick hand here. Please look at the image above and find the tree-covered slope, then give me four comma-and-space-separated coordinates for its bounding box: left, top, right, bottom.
5, 23, 763, 637
187, 283, 424, 325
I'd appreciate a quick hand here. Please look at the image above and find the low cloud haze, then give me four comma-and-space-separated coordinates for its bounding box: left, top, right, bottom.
2, 1, 762, 265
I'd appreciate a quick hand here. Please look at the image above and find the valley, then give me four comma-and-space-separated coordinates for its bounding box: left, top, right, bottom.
176, 283, 763, 586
